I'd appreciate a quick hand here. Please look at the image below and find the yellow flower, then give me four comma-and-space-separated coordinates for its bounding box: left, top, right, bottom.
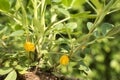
24, 41, 35, 52
60, 54, 69, 65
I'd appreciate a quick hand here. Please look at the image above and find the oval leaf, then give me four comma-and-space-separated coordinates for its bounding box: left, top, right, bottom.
87, 22, 93, 31
101, 23, 114, 36
9, 30, 24, 37
0, 27, 8, 34
4, 70, 17, 80
66, 22, 77, 30
0, 67, 13, 75
106, 26, 120, 36
54, 6, 70, 16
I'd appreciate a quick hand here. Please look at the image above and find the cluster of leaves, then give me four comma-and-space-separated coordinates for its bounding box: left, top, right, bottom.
0, 0, 120, 80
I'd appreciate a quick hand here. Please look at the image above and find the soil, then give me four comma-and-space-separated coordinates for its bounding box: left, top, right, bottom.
0, 70, 82, 80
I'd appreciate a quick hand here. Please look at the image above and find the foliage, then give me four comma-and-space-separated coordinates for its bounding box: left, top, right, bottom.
0, 0, 120, 80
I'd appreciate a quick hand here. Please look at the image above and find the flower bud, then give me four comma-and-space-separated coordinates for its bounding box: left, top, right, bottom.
60, 54, 69, 65
24, 41, 35, 52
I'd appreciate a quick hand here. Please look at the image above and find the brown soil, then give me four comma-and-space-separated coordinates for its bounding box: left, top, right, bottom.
19, 71, 81, 80
0, 71, 81, 80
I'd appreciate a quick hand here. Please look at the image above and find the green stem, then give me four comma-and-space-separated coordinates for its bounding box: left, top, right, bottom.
65, 26, 74, 57
33, 0, 46, 72
32, 0, 38, 19
18, 0, 29, 41
52, 17, 70, 27
86, 0, 97, 13
40, 0, 46, 29
19, 0, 28, 27
45, 17, 70, 34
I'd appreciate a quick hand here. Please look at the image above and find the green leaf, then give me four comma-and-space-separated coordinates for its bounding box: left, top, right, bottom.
106, 26, 120, 36
56, 38, 69, 45
33, 18, 44, 36
54, 23, 64, 30
9, 30, 24, 37
54, 6, 70, 16
58, 8, 70, 16
101, 23, 114, 36
54, 22, 77, 34
94, 31, 99, 38
4, 70, 17, 80
66, 22, 77, 30
79, 60, 89, 71
87, 22, 93, 31
15, 0, 21, 10
82, 48, 91, 54
0, 0, 10, 12
0, 27, 8, 34
0, 67, 13, 75
15, 25, 23, 30
15, 65, 28, 71
72, 0, 86, 9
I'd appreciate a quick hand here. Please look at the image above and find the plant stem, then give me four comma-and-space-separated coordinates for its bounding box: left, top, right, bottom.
52, 17, 70, 27
45, 17, 70, 35
33, 54, 44, 73
74, 0, 116, 53
86, 0, 97, 13
32, 0, 38, 20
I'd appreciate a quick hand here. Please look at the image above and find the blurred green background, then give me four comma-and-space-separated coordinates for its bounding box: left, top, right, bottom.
85, 1, 120, 80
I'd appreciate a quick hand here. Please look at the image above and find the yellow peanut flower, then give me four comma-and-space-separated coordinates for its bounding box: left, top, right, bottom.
24, 41, 35, 52
60, 54, 69, 65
